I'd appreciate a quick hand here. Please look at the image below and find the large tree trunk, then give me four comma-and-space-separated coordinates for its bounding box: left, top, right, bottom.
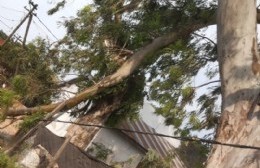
207, 1, 260, 167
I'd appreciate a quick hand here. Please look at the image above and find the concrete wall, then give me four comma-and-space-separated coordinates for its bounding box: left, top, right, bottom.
86, 128, 145, 168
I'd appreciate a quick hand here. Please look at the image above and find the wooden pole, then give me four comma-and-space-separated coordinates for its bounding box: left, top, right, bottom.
23, 13, 33, 47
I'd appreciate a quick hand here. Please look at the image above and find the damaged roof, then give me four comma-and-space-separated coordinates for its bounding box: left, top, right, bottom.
119, 119, 185, 168
34, 125, 111, 168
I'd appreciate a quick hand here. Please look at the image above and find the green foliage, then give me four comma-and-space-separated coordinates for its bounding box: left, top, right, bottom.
52, 0, 219, 137
106, 72, 145, 126
189, 113, 201, 130
177, 141, 210, 168
48, 0, 66, 15
0, 150, 17, 168
0, 89, 17, 108
0, 36, 57, 107
87, 142, 112, 161
53, 0, 218, 140
181, 87, 195, 103
147, 31, 218, 134
11, 75, 28, 96
19, 112, 45, 132
138, 149, 173, 168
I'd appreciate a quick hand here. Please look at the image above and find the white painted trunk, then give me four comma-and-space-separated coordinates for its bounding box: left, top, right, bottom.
206, 1, 260, 168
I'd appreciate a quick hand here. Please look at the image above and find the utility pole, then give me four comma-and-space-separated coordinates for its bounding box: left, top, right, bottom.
22, 13, 33, 47
2, 0, 38, 47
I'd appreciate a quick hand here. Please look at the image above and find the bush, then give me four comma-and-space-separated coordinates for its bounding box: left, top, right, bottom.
0, 150, 17, 168
138, 149, 173, 168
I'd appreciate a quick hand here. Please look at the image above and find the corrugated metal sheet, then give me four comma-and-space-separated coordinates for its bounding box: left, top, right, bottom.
34, 125, 111, 168
119, 119, 185, 168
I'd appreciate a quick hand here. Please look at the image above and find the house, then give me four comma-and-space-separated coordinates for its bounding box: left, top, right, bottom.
43, 113, 186, 168
85, 119, 185, 168
3, 105, 185, 167
20, 125, 111, 168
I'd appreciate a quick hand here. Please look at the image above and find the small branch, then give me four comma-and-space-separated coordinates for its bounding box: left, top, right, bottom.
56, 77, 83, 88
60, 89, 77, 95
194, 80, 220, 89
192, 32, 216, 46
56, 75, 97, 88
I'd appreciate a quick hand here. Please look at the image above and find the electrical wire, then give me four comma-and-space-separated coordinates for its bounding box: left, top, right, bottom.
39, 119, 260, 150
34, 15, 59, 41
0, 15, 19, 22
0, 19, 22, 41
32, 19, 51, 39
0, 5, 26, 13
0, 19, 12, 29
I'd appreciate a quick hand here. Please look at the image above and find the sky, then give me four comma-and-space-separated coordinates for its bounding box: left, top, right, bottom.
0, 0, 92, 43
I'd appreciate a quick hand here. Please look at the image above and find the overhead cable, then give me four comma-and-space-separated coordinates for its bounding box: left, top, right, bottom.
39, 119, 260, 150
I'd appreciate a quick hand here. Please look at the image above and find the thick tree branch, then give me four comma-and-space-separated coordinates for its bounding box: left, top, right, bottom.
5, 23, 210, 117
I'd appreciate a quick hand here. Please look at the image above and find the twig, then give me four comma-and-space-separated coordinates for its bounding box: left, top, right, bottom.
192, 32, 216, 46
194, 80, 220, 89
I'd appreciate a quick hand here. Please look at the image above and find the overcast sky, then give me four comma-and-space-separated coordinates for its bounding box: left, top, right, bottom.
0, 0, 92, 42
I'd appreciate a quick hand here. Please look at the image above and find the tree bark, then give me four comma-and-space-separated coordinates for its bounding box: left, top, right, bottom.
207, 1, 260, 167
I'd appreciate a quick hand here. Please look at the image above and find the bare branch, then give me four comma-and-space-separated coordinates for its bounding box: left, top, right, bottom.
194, 80, 220, 89
192, 32, 216, 46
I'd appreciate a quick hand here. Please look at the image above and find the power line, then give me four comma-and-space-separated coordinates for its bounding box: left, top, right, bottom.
40, 119, 260, 150
34, 15, 59, 41
0, 15, 19, 22
32, 19, 50, 38
0, 5, 26, 13
0, 19, 12, 29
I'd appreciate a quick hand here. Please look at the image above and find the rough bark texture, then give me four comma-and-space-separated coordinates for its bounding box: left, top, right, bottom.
207, 1, 260, 167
